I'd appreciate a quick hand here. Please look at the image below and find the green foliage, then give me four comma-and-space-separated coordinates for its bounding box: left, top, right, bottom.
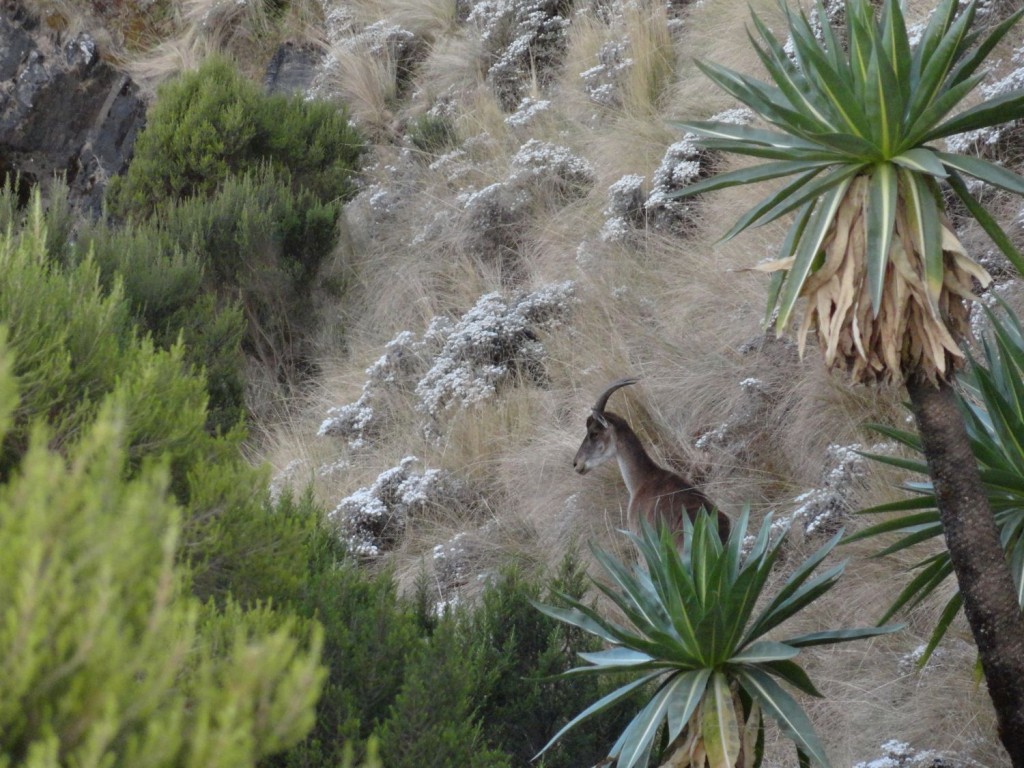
469, 552, 639, 768
106, 55, 362, 221
97, 56, 363, 407
377, 618, 511, 768
154, 166, 344, 384
534, 512, 902, 768
0, 339, 323, 767
408, 113, 459, 156
268, 548, 636, 768
0, 189, 319, 610
76, 216, 247, 434
852, 300, 1024, 662
671, 0, 1024, 384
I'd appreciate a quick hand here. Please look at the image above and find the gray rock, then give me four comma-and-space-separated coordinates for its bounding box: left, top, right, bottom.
262, 42, 321, 96
0, 5, 146, 217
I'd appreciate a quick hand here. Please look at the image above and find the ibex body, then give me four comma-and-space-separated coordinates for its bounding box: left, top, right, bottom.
573, 378, 730, 542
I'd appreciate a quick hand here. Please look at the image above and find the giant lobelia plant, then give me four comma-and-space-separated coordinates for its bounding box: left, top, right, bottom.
533, 511, 901, 768
850, 301, 1024, 664
669, 0, 1024, 760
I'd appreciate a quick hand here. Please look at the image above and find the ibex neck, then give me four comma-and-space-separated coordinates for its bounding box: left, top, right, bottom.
606, 414, 661, 497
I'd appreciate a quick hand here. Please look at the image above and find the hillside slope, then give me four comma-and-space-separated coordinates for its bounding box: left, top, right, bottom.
260, 0, 1024, 764
107, 0, 1024, 764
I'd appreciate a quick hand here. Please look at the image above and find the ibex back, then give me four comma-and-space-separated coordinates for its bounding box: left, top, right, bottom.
573, 377, 730, 542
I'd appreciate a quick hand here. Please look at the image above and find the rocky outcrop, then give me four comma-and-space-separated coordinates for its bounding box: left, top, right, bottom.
0, 6, 146, 216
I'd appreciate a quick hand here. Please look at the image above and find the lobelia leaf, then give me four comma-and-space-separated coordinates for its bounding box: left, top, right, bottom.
865, 162, 897, 316
735, 667, 832, 768
665, 668, 713, 744
774, 173, 855, 331
704, 672, 741, 768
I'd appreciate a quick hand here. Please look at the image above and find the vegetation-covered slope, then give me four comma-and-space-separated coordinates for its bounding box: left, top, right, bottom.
12, 0, 1024, 764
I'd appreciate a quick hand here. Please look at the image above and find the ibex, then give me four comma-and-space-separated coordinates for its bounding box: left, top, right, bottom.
573, 378, 730, 542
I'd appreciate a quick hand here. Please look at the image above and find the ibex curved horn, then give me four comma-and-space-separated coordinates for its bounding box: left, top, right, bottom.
592, 377, 640, 416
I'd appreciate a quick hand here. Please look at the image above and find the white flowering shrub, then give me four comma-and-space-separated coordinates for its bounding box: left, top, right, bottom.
851, 740, 963, 768
467, 0, 573, 109
331, 456, 473, 557
695, 376, 773, 454
788, 443, 877, 536
505, 97, 552, 128
580, 38, 633, 108
320, 282, 576, 446
459, 140, 593, 260
416, 281, 577, 419
600, 173, 646, 242
459, 181, 533, 260
644, 136, 709, 233
319, 329, 438, 448
508, 138, 595, 195
647, 108, 752, 234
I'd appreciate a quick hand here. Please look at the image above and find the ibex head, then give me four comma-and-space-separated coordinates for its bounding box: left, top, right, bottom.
572, 377, 639, 475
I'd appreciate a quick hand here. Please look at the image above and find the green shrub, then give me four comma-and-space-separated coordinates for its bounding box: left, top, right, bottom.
155, 166, 345, 386
268, 547, 638, 768
408, 113, 459, 156
0, 190, 318, 609
0, 336, 323, 767
106, 55, 362, 221
100, 57, 362, 406
75, 211, 247, 434
467, 553, 640, 768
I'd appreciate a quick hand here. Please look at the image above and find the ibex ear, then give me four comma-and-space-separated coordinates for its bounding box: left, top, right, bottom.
591, 409, 609, 429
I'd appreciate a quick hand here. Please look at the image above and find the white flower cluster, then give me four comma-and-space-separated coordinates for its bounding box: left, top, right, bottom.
851, 740, 954, 768
580, 38, 633, 108
319, 328, 438, 448
505, 97, 552, 128
695, 377, 771, 452
416, 281, 577, 419
458, 140, 593, 256
788, 443, 874, 536
643, 137, 707, 234
320, 282, 577, 446
508, 138, 596, 194
601, 174, 646, 242
468, 0, 571, 108
331, 456, 470, 557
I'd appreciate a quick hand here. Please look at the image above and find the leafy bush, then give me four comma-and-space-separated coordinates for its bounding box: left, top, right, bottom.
408, 112, 459, 156
0, 335, 323, 768
99, 57, 363, 408
155, 166, 344, 384
106, 56, 362, 221
76, 215, 247, 434
0, 190, 318, 608
468, 552, 641, 768
268, 547, 634, 768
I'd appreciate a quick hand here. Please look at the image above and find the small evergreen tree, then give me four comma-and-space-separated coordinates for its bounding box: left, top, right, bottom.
105, 55, 362, 221
0, 334, 324, 767
0, 190, 317, 608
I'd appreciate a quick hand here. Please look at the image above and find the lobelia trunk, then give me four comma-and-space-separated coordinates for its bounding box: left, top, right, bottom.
905, 372, 1024, 766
